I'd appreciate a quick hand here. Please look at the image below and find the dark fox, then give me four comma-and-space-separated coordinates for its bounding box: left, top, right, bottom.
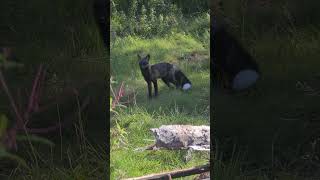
212, 21, 260, 91
138, 54, 192, 98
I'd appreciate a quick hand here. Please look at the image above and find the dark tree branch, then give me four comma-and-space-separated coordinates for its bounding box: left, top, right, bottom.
124, 164, 210, 180
25, 64, 44, 122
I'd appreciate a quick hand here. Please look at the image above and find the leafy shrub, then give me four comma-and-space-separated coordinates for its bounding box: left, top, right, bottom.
111, 0, 209, 39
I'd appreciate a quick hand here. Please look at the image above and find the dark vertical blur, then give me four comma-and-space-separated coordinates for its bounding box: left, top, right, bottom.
93, 0, 109, 47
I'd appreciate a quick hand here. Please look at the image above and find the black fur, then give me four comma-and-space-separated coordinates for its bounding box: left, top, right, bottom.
212, 24, 260, 89
138, 54, 191, 98
174, 70, 191, 89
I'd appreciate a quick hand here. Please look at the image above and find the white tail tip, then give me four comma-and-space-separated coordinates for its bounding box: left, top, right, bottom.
182, 83, 192, 91
232, 69, 259, 90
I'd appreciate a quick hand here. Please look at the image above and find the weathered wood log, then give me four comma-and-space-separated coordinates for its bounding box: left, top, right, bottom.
123, 164, 210, 180
150, 125, 210, 150
194, 171, 210, 180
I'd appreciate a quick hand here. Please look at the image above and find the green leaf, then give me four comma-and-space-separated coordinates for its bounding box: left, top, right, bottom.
0, 114, 8, 138
0, 55, 4, 63
0, 145, 6, 157
16, 135, 55, 147
0, 146, 28, 169
110, 97, 113, 110
110, 97, 119, 115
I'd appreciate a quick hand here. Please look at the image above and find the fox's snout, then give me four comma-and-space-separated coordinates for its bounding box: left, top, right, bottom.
139, 60, 148, 67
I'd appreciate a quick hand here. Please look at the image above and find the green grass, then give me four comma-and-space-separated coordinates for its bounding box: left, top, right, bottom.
110, 33, 210, 179
4, 139, 107, 180
0, 0, 108, 179
214, 23, 320, 178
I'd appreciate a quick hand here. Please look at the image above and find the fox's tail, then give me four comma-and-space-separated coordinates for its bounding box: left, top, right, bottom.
175, 70, 192, 90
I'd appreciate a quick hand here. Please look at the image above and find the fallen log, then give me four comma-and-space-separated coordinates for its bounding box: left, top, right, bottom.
134, 125, 210, 164
123, 164, 210, 180
150, 125, 210, 150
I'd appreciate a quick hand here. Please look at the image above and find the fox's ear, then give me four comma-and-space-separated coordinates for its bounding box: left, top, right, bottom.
137, 54, 142, 60
146, 54, 150, 61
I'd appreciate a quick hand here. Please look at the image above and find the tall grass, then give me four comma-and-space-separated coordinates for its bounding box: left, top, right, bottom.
213, 0, 320, 178
110, 1, 210, 177
111, 107, 209, 179
1, 0, 108, 179
111, 33, 207, 79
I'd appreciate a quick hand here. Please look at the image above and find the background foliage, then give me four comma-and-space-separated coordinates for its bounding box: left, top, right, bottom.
110, 0, 210, 179
213, 0, 320, 179
111, 0, 210, 42
0, 0, 108, 178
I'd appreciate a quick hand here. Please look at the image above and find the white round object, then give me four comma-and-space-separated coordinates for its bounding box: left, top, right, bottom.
182, 83, 192, 91
232, 69, 259, 91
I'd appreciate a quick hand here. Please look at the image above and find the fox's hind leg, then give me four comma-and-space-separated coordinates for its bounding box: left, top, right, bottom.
174, 81, 180, 89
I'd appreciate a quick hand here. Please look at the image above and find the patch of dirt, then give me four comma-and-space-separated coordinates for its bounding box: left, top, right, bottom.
178, 51, 209, 63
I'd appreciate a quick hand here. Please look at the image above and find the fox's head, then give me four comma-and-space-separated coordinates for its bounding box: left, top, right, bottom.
138, 54, 150, 69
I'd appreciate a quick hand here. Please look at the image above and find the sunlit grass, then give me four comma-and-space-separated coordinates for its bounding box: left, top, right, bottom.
110, 33, 210, 179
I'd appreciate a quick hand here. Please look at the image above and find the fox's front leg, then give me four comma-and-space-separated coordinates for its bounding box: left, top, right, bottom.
147, 81, 152, 98
153, 80, 158, 97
